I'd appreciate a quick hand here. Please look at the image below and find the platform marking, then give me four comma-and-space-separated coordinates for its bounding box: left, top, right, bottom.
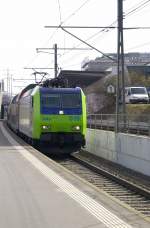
1, 123, 133, 228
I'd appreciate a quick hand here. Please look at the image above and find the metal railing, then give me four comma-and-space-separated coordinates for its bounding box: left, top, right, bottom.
87, 114, 150, 136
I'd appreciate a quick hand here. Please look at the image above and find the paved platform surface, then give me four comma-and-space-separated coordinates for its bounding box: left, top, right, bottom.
0, 120, 150, 228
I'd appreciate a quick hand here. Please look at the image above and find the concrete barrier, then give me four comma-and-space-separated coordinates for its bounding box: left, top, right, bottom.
86, 129, 150, 176
86, 129, 117, 162
117, 133, 150, 176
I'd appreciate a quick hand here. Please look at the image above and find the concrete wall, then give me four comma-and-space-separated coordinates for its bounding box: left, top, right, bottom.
86, 129, 117, 162
86, 129, 150, 176
117, 133, 150, 176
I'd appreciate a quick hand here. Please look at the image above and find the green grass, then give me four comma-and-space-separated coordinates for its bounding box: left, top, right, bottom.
126, 104, 150, 121
126, 104, 150, 115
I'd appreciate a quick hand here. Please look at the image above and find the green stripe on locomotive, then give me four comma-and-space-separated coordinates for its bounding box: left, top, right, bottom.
31, 87, 86, 140
32, 86, 41, 139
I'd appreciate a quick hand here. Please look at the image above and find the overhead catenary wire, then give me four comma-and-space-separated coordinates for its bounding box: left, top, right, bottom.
27, 0, 139, 70
57, 0, 62, 24
123, 0, 150, 53
125, 41, 150, 52
27, 0, 150, 72
57, 0, 146, 62
58, 0, 150, 64
125, 0, 148, 13
45, 21, 117, 64
51, 0, 94, 68
56, 23, 150, 66
64, 0, 150, 53
61, 0, 93, 25
125, 0, 150, 17
66, 0, 150, 58
79, 0, 150, 49
44, 0, 93, 46
25, 0, 93, 70
60, 26, 116, 62
55, 20, 117, 63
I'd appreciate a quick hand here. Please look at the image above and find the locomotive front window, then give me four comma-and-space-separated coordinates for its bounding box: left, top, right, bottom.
41, 94, 60, 108
61, 93, 81, 108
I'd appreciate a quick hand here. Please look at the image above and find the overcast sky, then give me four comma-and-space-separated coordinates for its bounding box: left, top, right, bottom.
0, 0, 150, 94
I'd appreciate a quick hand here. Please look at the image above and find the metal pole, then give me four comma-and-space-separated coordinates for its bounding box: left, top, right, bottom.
54, 44, 58, 78
116, 0, 125, 133
120, 1, 126, 128
2, 79, 4, 92
116, 0, 120, 133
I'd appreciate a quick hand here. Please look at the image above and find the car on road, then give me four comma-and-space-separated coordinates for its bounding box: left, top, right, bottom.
125, 86, 149, 104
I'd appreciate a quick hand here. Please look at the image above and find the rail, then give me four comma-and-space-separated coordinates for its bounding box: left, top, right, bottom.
54, 153, 150, 219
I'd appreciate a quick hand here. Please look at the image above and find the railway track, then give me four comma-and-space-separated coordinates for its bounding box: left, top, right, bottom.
7, 119, 150, 220
53, 152, 150, 220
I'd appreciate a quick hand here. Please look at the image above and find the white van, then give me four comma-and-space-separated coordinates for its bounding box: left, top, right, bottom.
125, 86, 149, 104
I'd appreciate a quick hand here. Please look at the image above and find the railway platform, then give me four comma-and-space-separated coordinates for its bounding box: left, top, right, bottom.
0, 120, 149, 228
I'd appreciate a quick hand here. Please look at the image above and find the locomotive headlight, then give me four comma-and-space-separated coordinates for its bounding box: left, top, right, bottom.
73, 126, 80, 131
42, 125, 50, 130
